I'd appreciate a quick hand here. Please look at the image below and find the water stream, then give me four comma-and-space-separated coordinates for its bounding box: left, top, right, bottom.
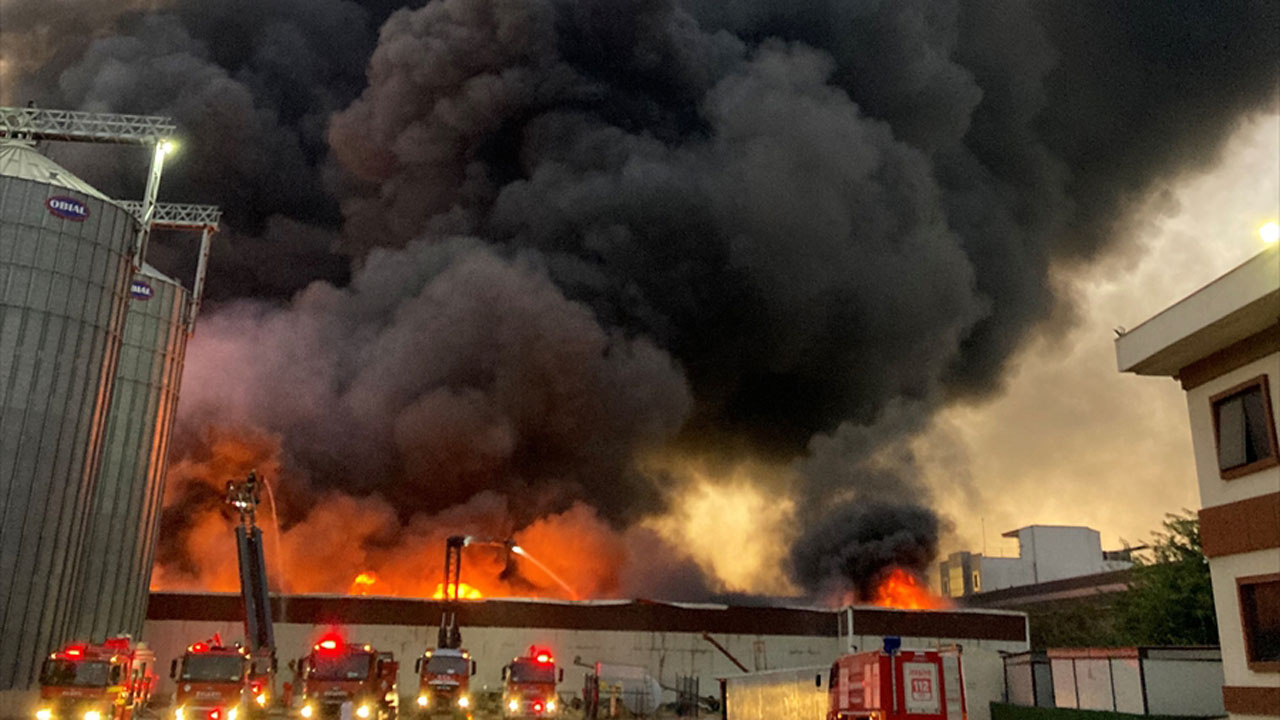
511, 545, 578, 600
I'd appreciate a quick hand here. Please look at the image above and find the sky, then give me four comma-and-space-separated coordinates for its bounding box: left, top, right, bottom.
923, 113, 1280, 560
647, 113, 1280, 591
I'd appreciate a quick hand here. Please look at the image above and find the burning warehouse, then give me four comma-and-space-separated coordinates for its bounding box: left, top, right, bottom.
142, 591, 1028, 704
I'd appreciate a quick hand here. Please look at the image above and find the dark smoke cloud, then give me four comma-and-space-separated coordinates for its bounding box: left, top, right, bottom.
8, 0, 1276, 598
7, 0, 420, 298
790, 502, 944, 600
178, 239, 691, 521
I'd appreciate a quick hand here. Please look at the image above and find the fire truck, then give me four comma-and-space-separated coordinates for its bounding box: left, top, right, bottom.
501, 647, 563, 718
34, 637, 157, 720
412, 647, 476, 718
826, 644, 965, 720
169, 637, 274, 720
297, 636, 399, 720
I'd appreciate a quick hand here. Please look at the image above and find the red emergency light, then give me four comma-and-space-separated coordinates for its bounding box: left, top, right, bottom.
207, 710, 221, 720
64, 646, 84, 658
532, 701, 544, 712
190, 642, 208, 653
314, 633, 344, 654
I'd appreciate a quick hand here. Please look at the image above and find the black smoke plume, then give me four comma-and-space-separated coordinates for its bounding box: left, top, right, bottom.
6, 0, 1276, 598
790, 502, 944, 601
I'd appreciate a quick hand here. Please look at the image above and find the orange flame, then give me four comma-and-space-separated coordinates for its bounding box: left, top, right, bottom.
350, 572, 378, 595
432, 582, 483, 600
871, 568, 951, 610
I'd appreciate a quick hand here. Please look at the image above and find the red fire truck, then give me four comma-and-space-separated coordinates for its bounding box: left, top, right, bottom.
501, 647, 563, 718
34, 637, 156, 720
413, 648, 476, 718
169, 637, 274, 720
297, 636, 399, 720
826, 646, 965, 720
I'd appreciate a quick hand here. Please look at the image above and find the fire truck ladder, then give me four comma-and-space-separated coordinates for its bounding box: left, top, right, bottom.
118, 201, 222, 334
0, 106, 179, 268
439, 536, 468, 649
226, 472, 275, 653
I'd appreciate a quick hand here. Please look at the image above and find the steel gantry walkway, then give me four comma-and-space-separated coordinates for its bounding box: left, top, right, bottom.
118, 201, 223, 334
0, 106, 176, 144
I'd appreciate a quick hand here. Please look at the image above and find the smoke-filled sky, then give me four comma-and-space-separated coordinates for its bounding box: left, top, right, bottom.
2, 0, 1276, 602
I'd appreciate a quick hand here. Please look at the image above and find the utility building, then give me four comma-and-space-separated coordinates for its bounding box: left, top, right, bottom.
1117, 244, 1279, 719
940, 525, 1137, 598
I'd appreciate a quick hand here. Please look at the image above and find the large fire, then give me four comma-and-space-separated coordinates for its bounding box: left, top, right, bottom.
350, 572, 378, 595
432, 582, 484, 600
871, 568, 951, 610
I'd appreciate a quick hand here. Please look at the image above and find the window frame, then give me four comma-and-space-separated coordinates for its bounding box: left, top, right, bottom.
1236, 571, 1280, 673
1210, 375, 1279, 480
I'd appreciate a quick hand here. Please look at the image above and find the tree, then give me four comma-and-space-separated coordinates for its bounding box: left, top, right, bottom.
1114, 511, 1218, 646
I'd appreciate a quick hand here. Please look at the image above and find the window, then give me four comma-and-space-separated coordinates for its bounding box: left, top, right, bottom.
1211, 375, 1278, 479
1238, 573, 1280, 672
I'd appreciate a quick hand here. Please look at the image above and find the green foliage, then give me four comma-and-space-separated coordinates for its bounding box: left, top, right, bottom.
1022, 511, 1218, 649
1113, 510, 1218, 646
1027, 594, 1124, 649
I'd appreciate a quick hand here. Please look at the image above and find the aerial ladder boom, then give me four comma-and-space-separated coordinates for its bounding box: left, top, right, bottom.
226, 472, 275, 653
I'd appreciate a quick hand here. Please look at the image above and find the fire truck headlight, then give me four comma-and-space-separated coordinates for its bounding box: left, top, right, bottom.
300, 705, 314, 719
227, 709, 238, 720
416, 695, 428, 707
36, 709, 52, 720
457, 696, 470, 709
175, 708, 185, 720
85, 712, 102, 720
255, 693, 267, 707
508, 699, 520, 712
356, 705, 371, 719
545, 699, 556, 713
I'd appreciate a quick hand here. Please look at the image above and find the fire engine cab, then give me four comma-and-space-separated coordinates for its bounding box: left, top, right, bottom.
826, 643, 965, 720
297, 636, 399, 720
501, 647, 563, 718
35, 637, 156, 720
169, 637, 271, 720
414, 647, 476, 718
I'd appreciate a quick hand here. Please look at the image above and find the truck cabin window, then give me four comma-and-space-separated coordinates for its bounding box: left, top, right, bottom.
312, 655, 371, 680
41, 660, 110, 687
181, 655, 245, 682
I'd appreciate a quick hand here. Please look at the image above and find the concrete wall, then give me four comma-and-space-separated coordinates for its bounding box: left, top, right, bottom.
1050, 650, 1227, 716
1143, 657, 1226, 716
723, 666, 827, 720
142, 618, 839, 705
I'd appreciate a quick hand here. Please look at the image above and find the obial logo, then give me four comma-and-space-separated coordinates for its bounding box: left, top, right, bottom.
130, 280, 154, 301
46, 196, 90, 222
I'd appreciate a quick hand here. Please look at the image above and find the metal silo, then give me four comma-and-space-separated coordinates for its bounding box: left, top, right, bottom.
0, 141, 135, 690
74, 263, 189, 642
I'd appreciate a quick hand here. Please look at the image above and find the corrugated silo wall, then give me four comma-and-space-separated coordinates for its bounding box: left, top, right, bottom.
0, 177, 134, 691
74, 270, 189, 642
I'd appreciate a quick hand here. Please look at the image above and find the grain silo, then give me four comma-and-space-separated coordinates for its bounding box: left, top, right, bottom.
74, 262, 190, 642
0, 140, 136, 690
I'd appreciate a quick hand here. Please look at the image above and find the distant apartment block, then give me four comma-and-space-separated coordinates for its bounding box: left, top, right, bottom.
1117, 245, 1279, 719
940, 525, 1138, 598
